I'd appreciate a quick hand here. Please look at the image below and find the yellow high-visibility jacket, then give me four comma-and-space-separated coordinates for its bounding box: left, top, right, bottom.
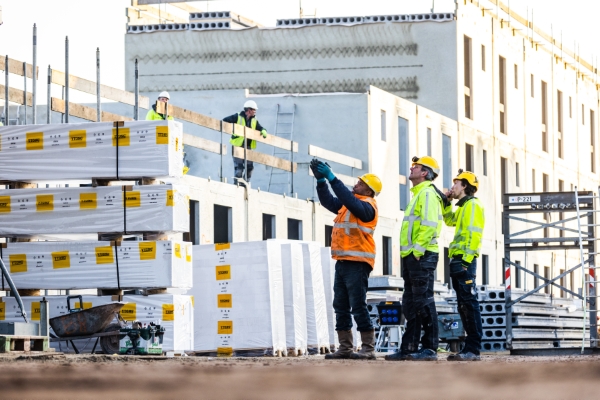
400, 180, 443, 258
145, 106, 174, 121
443, 196, 485, 263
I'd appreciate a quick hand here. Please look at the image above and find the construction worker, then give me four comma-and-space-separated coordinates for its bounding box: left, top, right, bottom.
386, 156, 446, 362
223, 100, 268, 184
145, 91, 174, 120
310, 158, 382, 360
443, 170, 485, 361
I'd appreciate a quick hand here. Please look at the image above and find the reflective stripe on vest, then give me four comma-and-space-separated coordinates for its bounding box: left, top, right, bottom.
230, 114, 258, 149
401, 190, 441, 254
450, 198, 483, 256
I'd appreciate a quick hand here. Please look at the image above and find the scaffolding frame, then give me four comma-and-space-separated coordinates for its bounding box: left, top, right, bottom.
502, 190, 598, 353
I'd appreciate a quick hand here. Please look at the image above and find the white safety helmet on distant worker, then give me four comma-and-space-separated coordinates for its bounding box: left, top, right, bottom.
244, 100, 258, 110
158, 91, 170, 100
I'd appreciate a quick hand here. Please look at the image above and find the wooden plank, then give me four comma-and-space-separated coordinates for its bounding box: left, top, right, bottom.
131, 4, 187, 23
51, 97, 133, 122
137, 0, 193, 4
0, 56, 38, 79
232, 146, 297, 173
183, 133, 227, 155
166, 104, 298, 152
0, 84, 33, 106
308, 144, 362, 169
51, 70, 150, 109
308, 168, 356, 187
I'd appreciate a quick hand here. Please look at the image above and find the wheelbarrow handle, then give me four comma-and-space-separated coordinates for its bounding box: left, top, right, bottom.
67, 295, 84, 313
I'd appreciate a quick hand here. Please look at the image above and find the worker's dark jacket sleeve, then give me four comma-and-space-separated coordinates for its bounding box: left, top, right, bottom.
223, 113, 238, 124
222, 111, 266, 132
317, 178, 375, 223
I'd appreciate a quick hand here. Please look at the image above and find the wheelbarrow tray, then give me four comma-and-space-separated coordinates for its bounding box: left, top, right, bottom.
50, 302, 126, 338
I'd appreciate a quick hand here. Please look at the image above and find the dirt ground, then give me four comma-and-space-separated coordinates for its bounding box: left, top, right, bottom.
1, 353, 599, 399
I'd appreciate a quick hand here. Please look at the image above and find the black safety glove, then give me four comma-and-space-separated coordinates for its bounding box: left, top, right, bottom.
432, 184, 451, 208
310, 158, 325, 180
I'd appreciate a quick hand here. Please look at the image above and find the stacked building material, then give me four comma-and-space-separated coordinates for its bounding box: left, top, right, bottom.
281, 243, 308, 356
320, 247, 338, 351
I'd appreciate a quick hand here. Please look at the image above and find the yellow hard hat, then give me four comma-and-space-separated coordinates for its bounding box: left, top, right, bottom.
412, 156, 440, 176
359, 173, 382, 196
454, 169, 479, 191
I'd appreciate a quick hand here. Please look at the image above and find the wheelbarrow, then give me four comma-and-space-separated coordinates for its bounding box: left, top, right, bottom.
49, 295, 127, 354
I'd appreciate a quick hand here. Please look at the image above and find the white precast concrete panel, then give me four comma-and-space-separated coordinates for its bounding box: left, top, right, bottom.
0, 241, 192, 290
280, 243, 308, 355
320, 246, 338, 349
0, 120, 183, 181
301, 241, 329, 353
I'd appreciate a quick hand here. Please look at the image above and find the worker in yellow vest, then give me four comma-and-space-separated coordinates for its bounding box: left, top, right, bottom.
223, 100, 268, 184
145, 91, 174, 121
311, 158, 382, 360
444, 170, 485, 361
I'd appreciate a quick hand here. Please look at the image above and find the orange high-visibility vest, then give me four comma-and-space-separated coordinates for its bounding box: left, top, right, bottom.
331, 195, 378, 268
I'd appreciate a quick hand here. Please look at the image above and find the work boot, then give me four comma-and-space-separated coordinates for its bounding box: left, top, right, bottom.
448, 351, 481, 361
350, 329, 376, 360
407, 348, 437, 361
325, 330, 355, 359
384, 350, 410, 361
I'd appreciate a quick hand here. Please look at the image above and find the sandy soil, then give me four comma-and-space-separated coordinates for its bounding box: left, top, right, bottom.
1, 353, 599, 399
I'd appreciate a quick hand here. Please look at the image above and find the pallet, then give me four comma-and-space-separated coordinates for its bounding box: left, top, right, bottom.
0, 335, 49, 353
192, 347, 287, 357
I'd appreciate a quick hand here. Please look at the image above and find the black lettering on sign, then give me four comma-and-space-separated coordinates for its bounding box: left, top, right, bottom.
37, 202, 50, 206
0, 203, 7, 207
71, 136, 83, 141
11, 261, 24, 266
122, 310, 134, 313
28, 139, 40, 143
158, 133, 168, 138
81, 200, 93, 203
218, 271, 228, 275
126, 197, 137, 201
141, 248, 153, 252
97, 253, 110, 257
54, 256, 67, 261
165, 310, 173, 314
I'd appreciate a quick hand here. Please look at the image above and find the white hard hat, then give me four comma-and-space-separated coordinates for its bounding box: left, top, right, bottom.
244, 100, 258, 110
158, 91, 170, 100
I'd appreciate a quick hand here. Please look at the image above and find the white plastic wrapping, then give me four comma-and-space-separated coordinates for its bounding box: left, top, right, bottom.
0, 120, 183, 181
280, 243, 308, 356
0, 294, 194, 352
191, 241, 286, 356
301, 242, 330, 353
0, 184, 189, 235
0, 241, 192, 290
320, 246, 338, 350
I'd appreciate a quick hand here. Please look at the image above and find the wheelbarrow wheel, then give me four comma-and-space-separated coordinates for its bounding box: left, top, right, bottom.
100, 323, 122, 354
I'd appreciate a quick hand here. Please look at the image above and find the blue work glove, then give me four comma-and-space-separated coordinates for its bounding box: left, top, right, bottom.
316, 161, 335, 182
261, 129, 267, 138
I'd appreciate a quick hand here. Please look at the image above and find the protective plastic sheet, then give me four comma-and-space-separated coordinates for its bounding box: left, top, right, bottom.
301, 242, 329, 354
280, 243, 307, 356
319, 246, 338, 350
0, 184, 189, 235
0, 241, 192, 290
191, 240, 286, 356
0, 120, 183, 181
0, 294, 194, 352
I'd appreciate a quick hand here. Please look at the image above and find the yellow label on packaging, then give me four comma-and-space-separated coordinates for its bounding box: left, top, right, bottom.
156, 126, 169, 145
79, 193, 97, 210
162, 304, 175, 321
217, 294, 232, 308
190, 296, 194, 308
217, 320, 233, 334
31, 302, 40, 321
217, 347, 233, 357
174, 243, 181, 259
120, 302, 137, 321
139, 242, 156, 260
216, 265, 230, 280
0, 301, 5, 321
69, 130, 87, 148
95, 246, 114, 264
52, 251, 70, 269
215, 243, 230, 251
26, 132, 44, 150
123, 191, 141, 208
75, 302, 93, 310
112, 128, 130, 146
186, 244, 192, 263
166, 190, 175, 207
36, 194, 54, 212
0, 196, 10, 213
9, 254, 27, 273
175, 137, 179, 152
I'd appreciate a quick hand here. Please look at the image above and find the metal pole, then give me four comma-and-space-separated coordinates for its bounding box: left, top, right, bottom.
65, 36, 69, 123
23, 62, 27, 124
134, 59, 139, 120
96, 48, 101, 122
244, 126, 248, 182
32, 23, 37, 124
220, 120, 223, 181
46, 65, 51, 124
4, 55, 8, 126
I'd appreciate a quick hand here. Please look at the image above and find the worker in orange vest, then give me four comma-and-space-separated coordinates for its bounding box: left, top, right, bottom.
311, 158, 383, 360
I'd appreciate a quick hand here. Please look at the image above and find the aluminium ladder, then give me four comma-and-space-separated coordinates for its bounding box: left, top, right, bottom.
267, 103, 296, 194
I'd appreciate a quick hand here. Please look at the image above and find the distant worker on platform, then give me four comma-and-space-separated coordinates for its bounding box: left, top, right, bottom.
443, 170, 485, 361
386, 156, 445, 362
223, 100, 267, 184
145, 91, 174, 121
311, 158, 382, 360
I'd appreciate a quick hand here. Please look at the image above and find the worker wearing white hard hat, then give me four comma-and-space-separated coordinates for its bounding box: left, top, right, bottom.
146, 91, 174, 121
223, 99, 268, 184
